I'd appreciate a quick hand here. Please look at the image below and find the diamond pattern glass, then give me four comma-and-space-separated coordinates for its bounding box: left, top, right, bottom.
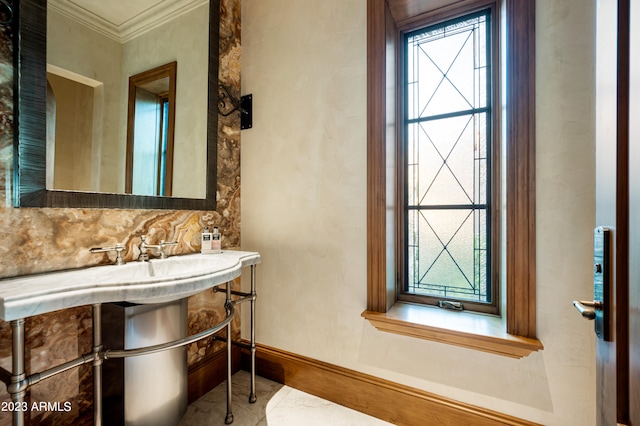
405, 11, 492, 303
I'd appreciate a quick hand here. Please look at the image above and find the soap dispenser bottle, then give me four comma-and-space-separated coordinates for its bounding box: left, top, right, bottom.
201, 227, 213, 253
211, 227, 222, 253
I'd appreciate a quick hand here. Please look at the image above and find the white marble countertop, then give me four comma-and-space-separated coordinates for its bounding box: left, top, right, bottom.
0, 250, 260, 321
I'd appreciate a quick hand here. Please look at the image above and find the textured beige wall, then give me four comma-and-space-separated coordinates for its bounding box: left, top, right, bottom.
122, 4, 210, 199
47, 73, 95, 191
0, 0, 241, 424
47, 10, 124, 194
241, 0, 596, 424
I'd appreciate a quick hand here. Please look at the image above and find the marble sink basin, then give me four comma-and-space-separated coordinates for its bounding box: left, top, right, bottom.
0, 251, 260, 321
147, 254, 230, 278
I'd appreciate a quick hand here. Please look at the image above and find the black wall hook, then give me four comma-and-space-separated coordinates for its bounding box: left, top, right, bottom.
218, 84, 245, 116
218, 84, 252, 130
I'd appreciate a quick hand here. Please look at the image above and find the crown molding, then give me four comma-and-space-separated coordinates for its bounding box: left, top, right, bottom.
47, 0, 208, 43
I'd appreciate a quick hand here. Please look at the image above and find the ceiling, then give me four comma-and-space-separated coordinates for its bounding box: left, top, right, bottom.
386, 0, 465, 24
47, 0, 208, 43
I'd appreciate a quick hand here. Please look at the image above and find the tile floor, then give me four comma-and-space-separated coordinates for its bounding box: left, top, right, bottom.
179, 370, 394, 426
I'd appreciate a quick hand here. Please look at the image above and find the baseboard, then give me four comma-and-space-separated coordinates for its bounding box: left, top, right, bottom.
188, 345, 241, 403
240, 342, 540, 426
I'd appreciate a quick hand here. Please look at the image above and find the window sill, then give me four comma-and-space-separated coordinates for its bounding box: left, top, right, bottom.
361, 303, 543, 359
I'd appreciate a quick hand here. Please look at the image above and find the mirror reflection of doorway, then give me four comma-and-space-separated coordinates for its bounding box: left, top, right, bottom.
125, 61, 177, 196
46, 64, 104, 192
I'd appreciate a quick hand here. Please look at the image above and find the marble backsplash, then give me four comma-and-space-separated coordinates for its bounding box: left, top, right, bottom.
0, 0, 241, 424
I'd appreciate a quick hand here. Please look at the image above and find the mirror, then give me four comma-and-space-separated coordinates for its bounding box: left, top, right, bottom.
13, 0, 219, 210
125, 62, 177, 196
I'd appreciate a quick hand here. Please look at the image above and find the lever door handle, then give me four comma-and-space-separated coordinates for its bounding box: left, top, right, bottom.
573, 300, 602, 320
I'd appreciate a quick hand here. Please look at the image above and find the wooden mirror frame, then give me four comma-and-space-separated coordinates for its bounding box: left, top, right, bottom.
13, 0, 219, 210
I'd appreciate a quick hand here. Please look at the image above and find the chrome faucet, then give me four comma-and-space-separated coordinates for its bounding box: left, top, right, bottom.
138, 235, 178, 261
90, 244, 126, 265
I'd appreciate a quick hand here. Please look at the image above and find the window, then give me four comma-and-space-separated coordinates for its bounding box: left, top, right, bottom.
364, 0, 539, 354
400, 9, 499, 314
130, 88, 173, 196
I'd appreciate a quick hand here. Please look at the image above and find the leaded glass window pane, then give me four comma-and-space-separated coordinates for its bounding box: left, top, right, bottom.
405, 10, 492, 304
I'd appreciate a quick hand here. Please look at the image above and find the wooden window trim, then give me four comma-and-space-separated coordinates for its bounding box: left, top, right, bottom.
365, 0, 540, 355
362, 304, 542, 358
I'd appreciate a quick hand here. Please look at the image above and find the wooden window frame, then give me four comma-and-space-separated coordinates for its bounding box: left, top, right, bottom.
125, 61, 177, 197
364, 0, 540, 355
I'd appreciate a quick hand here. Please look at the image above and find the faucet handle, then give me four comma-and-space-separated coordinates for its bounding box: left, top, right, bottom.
89, 244, 126, 265
158, 240, 178, 259
138, 235, 156, 261
138, 236, 177, 260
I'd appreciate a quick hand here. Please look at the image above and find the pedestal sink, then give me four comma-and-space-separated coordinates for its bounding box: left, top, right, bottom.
0, 250, 260, 426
